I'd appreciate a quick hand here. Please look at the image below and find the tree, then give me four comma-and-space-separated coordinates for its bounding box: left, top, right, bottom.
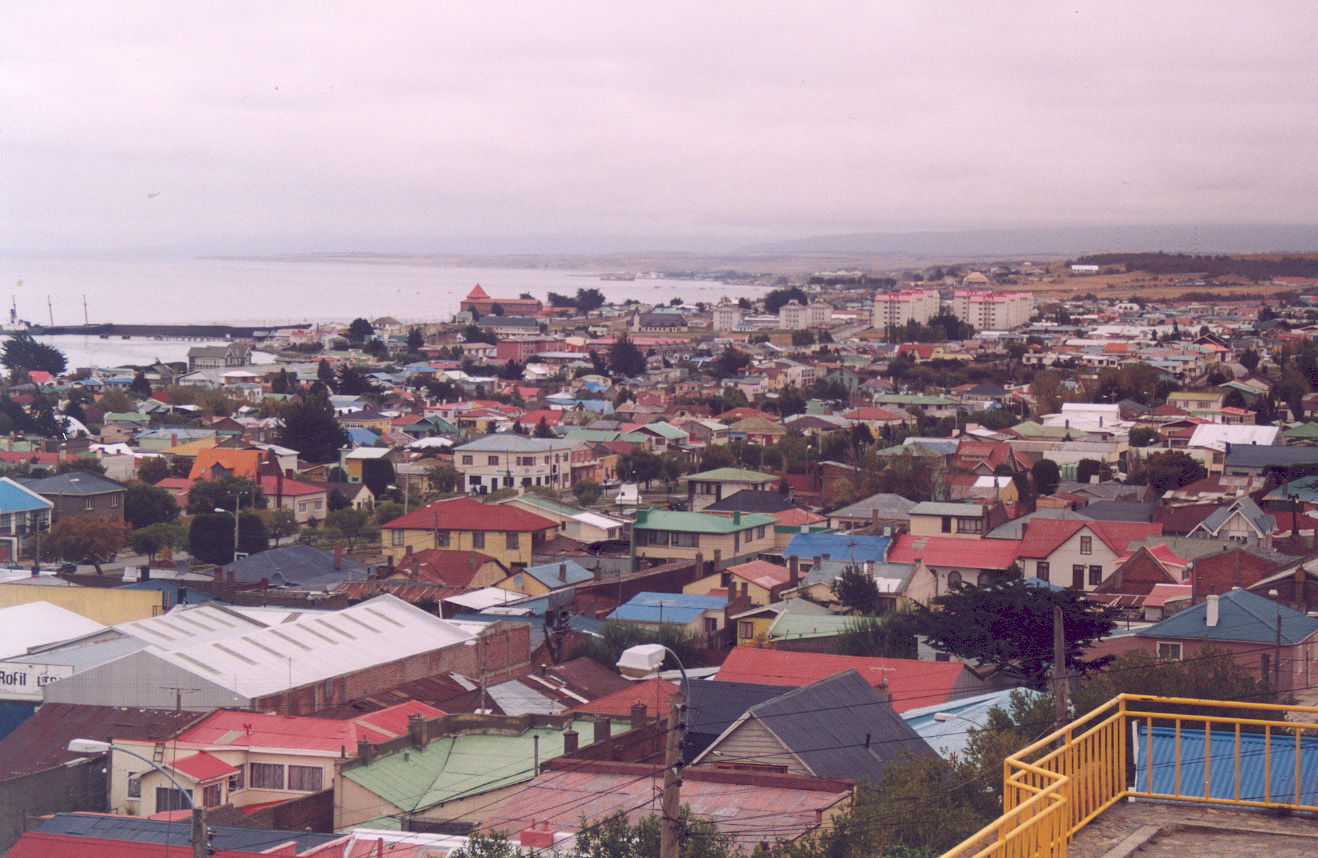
428, 465, 459, 493
136, 456, 170, 485
1075, 459, 1104, 485
2, 332, 67, 375
572, 480, 603, 505
257, 507, 299, 546
43, 515, 130, 574
764, 286, 807, 314
407, 327, 425, 352
831, 564, 882, 614
128, 371, 152, 398
834, 614, 919, 659
575, 287, 606, 312
709, 347, 750, 380
608, 334, 647, 378
130, 522, 186, 562
324, 507, 377, 549
336, 365, 380, 396
57, 456, 106, 475
1031, 458, 1061, 496
617, 449, 662, 488
1072, 646, 1273, 720
461, 324, 497, 345
1239, 348, 1261, 375
775, 386, 807, 418
359, 457, 396, 498
533, 416, 555, 438
185, 476, 265, 516
237, 511, 269, 556
1127, 426, 1158, 448
317, 359, 336, 390
791, 329, 816, 347
914, 577, 1117, 689
188, 513, 234, 564
270, 368, 297, 395
346, 317, 374, 344
1129, 450, 1206, 494
123, 483, 180, 530
277, 388, 348, 463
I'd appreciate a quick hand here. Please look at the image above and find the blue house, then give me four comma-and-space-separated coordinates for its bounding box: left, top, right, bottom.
0, 478, 52, 563
608, 591, 728, 644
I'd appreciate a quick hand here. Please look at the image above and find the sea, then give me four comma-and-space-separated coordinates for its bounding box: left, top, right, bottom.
2, 255, 768, 369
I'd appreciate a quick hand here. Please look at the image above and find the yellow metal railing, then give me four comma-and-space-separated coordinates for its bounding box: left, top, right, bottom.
941, 693, 1318, 858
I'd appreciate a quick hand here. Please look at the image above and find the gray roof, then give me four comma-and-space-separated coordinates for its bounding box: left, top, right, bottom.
17, 471, 125, 496
453, 434, 580, 452
1081, 500, 1157, 523
1224, 445, 1318, 469
684, 679, 797, 763
828, 492, 919, 521
33, 812, 342, 853
909, 501, 984, 517
222, 544, 370, 590
1144, 588, 1318, 644
704, 490, 800, 514
738, 669, 933, 782
1191, 496, 1276, 538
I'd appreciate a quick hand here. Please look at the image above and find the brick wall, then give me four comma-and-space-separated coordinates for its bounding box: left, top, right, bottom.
0, 762, 107, 853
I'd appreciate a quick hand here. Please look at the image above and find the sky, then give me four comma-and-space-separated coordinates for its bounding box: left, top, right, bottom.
2, 2, 1315, 255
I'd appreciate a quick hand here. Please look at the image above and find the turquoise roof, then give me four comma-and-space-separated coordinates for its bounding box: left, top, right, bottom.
0, 478, 53, 513
633, 509, 777, 533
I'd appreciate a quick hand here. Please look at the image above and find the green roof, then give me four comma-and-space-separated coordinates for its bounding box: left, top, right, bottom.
874, 444, 944, 458
768, 613, 855, 641
1285, 423, 1318, 439
874, 395, 953, 406
1011, 421, 1094, 440
563, 429, 621, 442
634, 509, 778, 533
640, 422, 688, 439
343, 720, 619, 812
679, 467, 777, 484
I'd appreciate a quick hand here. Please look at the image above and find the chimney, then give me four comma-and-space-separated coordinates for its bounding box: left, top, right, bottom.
356, 739, 374, 764
789, 555, 800, 587
629, 703, 647, 724
592, 718, 611, 745
213, 567, 223, 582
1206, 594, 1220, 627
140, 565, 151, 581
733, 510, 742, 526
407, 713, 427, 749
562, 729, 579, 755
334, 541, 343, 571
227, 569, 236, 584
558, 563, 567, 582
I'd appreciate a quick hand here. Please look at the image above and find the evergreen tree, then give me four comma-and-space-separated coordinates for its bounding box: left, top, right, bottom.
346, 317, 374, 344
1, 332, 67, 375
277, 388, 348, 463
406, 327, 425, 352
608, 333, 647, 378
128, 371, 152, 398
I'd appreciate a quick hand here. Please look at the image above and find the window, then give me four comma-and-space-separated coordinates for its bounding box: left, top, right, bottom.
946, 570, 963, 589
1156, 641, 1182, 661
487, 456, 499, 466
127, 772, 141, 798
84, 497, 95, 510
1072, 565, 1085, 588
672, 532, 699, 547
435, 530, 450, 547
391, 530, 404, 547
156, 787, 191, 812
110, 495, 120, 508
1088, 565, 1103, 586
738, 620, 755, 640
756, 526, 766, 540
956, 518, 983, 534
505, 532, 519, 550
472, 532, 485, 549
288, 765, 323, 792
202, 783, 222, 808
1036, 561, 1050, 582
249, 762, 284, 790
462, 455, 473, 465
941, 516, 952, 533
228, 765, 244, 793
704, 617, 718, 638
1079, 536, 1093, 555
977, 572, 992, 586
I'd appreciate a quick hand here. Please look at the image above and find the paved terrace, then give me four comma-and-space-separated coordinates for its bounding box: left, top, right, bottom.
1067, 799, 1318, 858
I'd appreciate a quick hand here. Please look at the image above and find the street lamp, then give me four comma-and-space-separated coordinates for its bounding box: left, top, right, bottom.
932, 711, 985, 727
617, 643, 688, 858
214, 507, 240, 562
67, 738, 208, 858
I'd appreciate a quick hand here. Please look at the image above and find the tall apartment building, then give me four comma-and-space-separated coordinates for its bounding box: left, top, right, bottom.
778, 300, 832, 330
712, 302, 744, 331
948, 290, 1033, 330
871, 289, 941, 330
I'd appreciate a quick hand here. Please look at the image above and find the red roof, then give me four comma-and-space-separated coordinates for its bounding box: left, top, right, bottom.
563, 677, 679, 717
393, 548, 504, 586
170, 750, 237, 782
725, 559, 791, 590
715, 649, 971, 713
352, 700, 445, 743
1017, 519, 1163, 559
467, 283, 490, 299
256, 475, 326, 497
382, 496, 557, 533
774, 508, 826, 527
843, 407, 903, 421
176, 709, 361, 754
886, 534, 1020, 570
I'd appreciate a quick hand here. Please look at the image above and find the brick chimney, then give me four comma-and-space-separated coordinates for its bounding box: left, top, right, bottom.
356, 739, 374, 764
788, 555, 800, 587
407, 713, 427, 749
562, 729, 579, 754
592, 718, 611, 746
629, 703, 647, 724
334, 541, 344, 571
558, 563, 567, 582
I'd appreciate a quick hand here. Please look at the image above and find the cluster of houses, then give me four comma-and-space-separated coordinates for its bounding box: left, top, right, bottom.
5, 272, 1318, 853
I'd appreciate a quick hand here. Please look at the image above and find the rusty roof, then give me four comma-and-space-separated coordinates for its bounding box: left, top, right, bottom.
0, 704, 205, 780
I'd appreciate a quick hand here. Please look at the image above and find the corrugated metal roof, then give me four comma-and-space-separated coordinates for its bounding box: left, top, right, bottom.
0, 601, 107, 659
1134, 725, 1318, 804
344, 719, 622, 812
608, 592, 726, 626
0, 704, 204, 780
1144, 587, 1318, 644
28, 812, 342, 853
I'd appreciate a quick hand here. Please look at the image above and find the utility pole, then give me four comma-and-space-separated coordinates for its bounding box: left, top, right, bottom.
1051, 605, 1070, 731
191, 806, 208, 858
659, 683, 685, 858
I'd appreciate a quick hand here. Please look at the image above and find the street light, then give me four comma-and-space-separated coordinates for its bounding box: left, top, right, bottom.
932, 711, 986, 727
214, 507, 240, 562
67, 738, 208, 858
617, 643, 688, 858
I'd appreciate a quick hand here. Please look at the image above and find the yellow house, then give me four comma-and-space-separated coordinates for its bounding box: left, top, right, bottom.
728, 598, 837, 647
632, 509, 778, 568
684, 559, 793, 607
906, 501, 990, 539
0, 582, 163, 625
379, 496, 558, 570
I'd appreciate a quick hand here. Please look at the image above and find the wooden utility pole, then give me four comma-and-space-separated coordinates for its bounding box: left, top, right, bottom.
1052, 605, 1070, 730
190, 806, 207, 858
659, 686, 686, 858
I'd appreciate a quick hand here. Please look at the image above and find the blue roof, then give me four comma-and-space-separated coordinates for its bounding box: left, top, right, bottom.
0, 478, 52, 514
521, 559, 594, 588
1134, 725, 1318, 804
1144, 587, 1318, 644
608, 591, 727, 626
904, 689, 1042, 759
783, 532, 891, 564
347, 427, 381, 445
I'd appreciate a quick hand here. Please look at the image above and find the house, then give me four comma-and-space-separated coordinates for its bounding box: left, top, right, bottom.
221, 543, 370, 591
0, 478, 52, 562
380, 497, 559, 569
1187, 424, 1281, 473
691, 670, 933, 781
257, 473, 330, 524
459, 283, 544, 317
632, 509, 778, 568
889, 534, 1022, 602
186, 446, 273, 482
187, 342, 252, 371
1186, 496, 1276, 547
496, 558, 595, 597
679, 467, 780, 511
730, 598, 834, 647
826, 492, 918, 532
498, 494, 626, 543
685, 558, 795, 607
15, 471, 125, 522
907, 501, 993, 539
607, 591, 727, 645
385, 548, 508, 589
452, 435, 584, 494
1013, 518, 1165, 591
782, 532, 891, 573
714, 648, 991, 713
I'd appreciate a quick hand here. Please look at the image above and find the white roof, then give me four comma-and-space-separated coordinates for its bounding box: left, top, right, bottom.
573, 510, 625, 530
443, 586, 534, 612
1187, 423, 1280, 452
141, 594, 475, 699
344, 447, 392, 460
116, 604, 268, 649
0, 601, 107, 659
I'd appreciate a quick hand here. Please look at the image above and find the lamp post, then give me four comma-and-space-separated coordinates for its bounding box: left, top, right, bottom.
932, 711, 985, 727
214, 507, 239, 563
617, 643, 689, 858
67, 738, 208, 858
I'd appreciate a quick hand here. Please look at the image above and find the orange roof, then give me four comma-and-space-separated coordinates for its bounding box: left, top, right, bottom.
188, 448, 265, 481
773, 508, 827, 527
715, 649, 970, 713
466, 283, 490, 299
725, 559, 791, 590
382, 496, 557, 533
1017, 519, 1163, 559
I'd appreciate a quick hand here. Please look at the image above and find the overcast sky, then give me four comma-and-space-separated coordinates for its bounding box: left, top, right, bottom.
2, 2, 1315, 255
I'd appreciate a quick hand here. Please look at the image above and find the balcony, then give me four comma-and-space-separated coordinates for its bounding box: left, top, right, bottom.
942, 694, 1318, 858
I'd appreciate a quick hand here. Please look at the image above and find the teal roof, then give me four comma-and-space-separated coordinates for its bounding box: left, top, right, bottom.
633, 509, 777, 533
343, 719, 620, 812
679, 467, 777, 484
640, 422, 688, 439
562, 429, 621, 443
768, 613, 855, 641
